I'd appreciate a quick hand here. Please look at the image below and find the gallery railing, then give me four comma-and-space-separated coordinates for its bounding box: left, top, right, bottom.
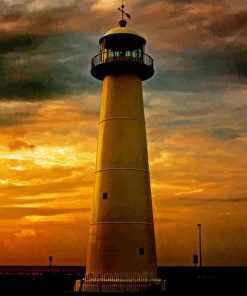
92, 50, 153, 69
75, 273, 165, 293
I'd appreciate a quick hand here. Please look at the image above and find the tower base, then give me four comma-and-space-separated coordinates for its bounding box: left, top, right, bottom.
74, 273, 165, 293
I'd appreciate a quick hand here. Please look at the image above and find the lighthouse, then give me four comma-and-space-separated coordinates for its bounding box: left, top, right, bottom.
77, 3, 164, 293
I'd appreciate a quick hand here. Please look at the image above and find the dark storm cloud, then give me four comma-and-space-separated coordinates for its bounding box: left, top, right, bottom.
0, 34, 45, 54
191, 47, 247, 79
0, 32, 99, 100
149, 45, 247, 92
0, 0, 246, 99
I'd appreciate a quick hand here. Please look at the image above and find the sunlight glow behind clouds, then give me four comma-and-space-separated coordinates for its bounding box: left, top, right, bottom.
26, 0, 79, 13
91, 0, 118, 10
24, 213, 81, 223
2, 146, 94, 168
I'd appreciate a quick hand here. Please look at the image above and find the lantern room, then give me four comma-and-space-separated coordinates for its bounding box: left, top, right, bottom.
91, 26, 154, 81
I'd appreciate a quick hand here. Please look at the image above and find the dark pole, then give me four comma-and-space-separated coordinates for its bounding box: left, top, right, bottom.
49, 256, 53, 273
193, 254, 198, 268
197, 224, 202, 268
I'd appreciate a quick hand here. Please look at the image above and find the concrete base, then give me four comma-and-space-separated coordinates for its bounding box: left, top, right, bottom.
74, 273, 165, 293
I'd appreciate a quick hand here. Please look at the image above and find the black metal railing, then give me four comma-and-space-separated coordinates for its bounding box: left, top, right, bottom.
92, 50, 153, 69
75, 273, 165, 293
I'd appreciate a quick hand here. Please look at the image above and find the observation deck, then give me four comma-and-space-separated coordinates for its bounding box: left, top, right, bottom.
91, 27, 154, 81
91, 50, 154, 81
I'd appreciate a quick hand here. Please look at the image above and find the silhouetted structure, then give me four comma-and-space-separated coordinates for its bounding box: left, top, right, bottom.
193, 254, 198, 267
197, 224, 202, 268
0, 266, 246, 296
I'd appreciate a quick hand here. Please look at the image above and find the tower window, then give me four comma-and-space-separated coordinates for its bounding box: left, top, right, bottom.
103, 192, 108, 200
139, 248, 144, 255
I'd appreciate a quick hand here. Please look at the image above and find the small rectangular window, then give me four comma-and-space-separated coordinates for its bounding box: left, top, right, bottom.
103, 192, 108, 200
139, 248, 144, 255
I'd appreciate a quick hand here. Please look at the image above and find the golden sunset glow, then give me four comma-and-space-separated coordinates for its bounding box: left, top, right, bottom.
0, 0, 246, 267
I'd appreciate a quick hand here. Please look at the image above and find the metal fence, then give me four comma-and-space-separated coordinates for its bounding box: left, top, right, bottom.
92, 50, 153, 69
75, 273, 165, 293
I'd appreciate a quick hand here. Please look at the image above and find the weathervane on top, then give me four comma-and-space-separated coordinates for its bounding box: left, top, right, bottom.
118, 0, 131, 27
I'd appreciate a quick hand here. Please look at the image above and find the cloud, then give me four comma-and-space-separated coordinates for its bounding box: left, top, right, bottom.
0, 197, 56, 207
165, 0, 200, 2
0, 110, 33, 126
173, 196, 247, 206
26, 0, 82, 13
0, 1, 27, 18
0, 101, 42, 130
0, 32, 99, 100
208, 10, 247, 37
218, 197, 247, 203
210, 128, 244, 140
0, 1, 114, 35
14, 229, 36, 238
0, 206, 90, 220
0, 33, 45, 54
0, 0, 246, 100
150, 45, 247, 93
7, 138, 34, 150
0, 167, 93, 198
162, 118, 205, 127
144, 91, 224, 123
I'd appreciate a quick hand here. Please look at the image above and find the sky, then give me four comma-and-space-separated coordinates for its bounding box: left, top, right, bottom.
0, 0, 246, 266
